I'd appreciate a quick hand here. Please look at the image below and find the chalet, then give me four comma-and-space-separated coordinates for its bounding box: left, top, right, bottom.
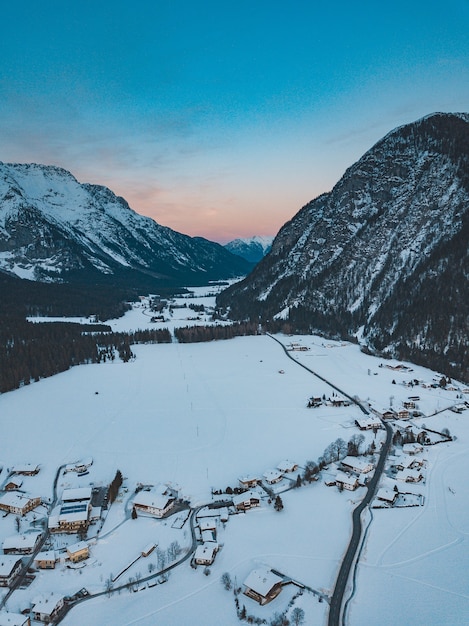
11, 464, 39, 476
402, 443, 423, 455
243, 568, 283, 605
376, 488, 398, 506
0, 493, 41, 516
31, 595, 64, 623
276, 460, 298, 473
263, 469, 283, 484
133, 486, 176, 519
34, 551, 57, 570
3, 479, 22, 491
397, 409, 410, 420
403, 401, 416, 410
335, 471, 359, 491
341, 456, 374, 474
194, 543, 218, 566
396, 469, 423, 483
232, 491, 260, 512
0, 556, 22, 587
3, 532, 42, 555
329, 397, 350, 407
355, 416, 382, 431
381, 409, 396, 421
238, 475, 260, 489
0, 612, 30, 626
66, 541, 89, 563
394, 456, 424, 472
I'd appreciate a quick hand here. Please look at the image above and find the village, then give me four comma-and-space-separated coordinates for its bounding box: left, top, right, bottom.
0, 377, 463, 625
0, 289, 467, 625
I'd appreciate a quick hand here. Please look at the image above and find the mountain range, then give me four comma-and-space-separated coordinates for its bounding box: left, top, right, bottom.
224, 236, 273, 264
0, 162, 250, 289
218, 113, 469, 382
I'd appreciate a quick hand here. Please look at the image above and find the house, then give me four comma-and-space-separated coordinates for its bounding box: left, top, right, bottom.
276, 460, 298, 473
263, 469, 283, 484
0, 556, 23, 587
243, 568, 283, 605
335, 471, 359, 491
402, 443, 423, 455
355, 416, 382, 430
55, 487, 92, 533
376, 488, 398, 506
396, 469, 423, 483
3, 479, 22, 491
11, 464, 39, 476
0, 493, 41, 516
201, 529, 217, 543
194, 543, 218, 566
199, 518, 217, 532
341, 456, 374, 474
0, 612, 31, 626
232, 491, 260, 512
397, 409, 410, 420
34, 551, 57, 570
3, 532, 42, 555
403, 401, 416, 409
31, 594, 64, 623
133, 485, 176, 518
66, 541, 89, 563
381, 409, 396, 420
238, 475, 260, 489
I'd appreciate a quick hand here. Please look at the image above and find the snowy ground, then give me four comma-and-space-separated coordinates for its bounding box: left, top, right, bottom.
3, 287, 469, 625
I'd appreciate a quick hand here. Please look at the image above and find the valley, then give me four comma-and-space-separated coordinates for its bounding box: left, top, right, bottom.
0, 287, 467, 625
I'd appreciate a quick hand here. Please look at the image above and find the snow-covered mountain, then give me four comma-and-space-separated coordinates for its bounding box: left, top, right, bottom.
224, 236, 273, 264
218, 113, 469, 381
0, 163, 250, 287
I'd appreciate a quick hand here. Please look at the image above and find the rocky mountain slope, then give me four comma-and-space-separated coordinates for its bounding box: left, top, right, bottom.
218, 113, 469, 381
0, 163, 250, 288
224, 235, 273, 264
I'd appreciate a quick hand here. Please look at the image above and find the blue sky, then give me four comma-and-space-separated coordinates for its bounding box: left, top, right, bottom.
1, 1, 468, 242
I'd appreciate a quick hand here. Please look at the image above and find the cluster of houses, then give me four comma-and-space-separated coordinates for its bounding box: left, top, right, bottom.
326, 456, 375, 492
193, 510, 228, 567
238, 460, 299, 491
0, 464, 42, 519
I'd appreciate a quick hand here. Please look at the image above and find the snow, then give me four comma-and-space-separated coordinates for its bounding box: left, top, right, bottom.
1, 293, 469, 624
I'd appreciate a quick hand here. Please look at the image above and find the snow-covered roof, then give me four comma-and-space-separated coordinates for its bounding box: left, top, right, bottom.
35, 550, 56, 562
396, 469, 422, 482
0, 612, 29, 626
133, 490, 174, 510
341, 456, 374, 473
0, 493, 38, 509
32, 594, 63, 616
238, 474, 260, 484
276, 460, 297, 472
2, 531, 41, 551
335, 471, 358, 487
232, 491, 260, 506
376, 488, 398, 502
199, 519, 216, 531
243, 568, 283, 596
67, 541, 89, 555
403, 443, 423, 454
62, 487, 92, 502
11, 463, 39, 474
194, 543, 218, 561
0, 556, 22, 577
263, 469, 283, 482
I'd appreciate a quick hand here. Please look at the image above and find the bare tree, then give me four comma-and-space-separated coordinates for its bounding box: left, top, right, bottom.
221, 572, 232, 590
291, 607, 305, 625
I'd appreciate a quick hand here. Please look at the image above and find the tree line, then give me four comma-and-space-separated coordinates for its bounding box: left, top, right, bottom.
174, 321, 259, 343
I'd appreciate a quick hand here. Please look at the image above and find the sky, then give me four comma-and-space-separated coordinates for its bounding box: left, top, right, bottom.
0, 1, 468, 243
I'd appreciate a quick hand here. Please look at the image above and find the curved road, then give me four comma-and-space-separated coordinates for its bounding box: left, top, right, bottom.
266, 333, 393, 626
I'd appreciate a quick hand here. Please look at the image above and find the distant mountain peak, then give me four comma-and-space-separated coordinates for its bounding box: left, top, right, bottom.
224, 235, 273, 264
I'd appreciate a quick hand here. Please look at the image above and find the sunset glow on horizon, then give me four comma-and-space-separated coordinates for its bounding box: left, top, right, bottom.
1, 1, 468, 243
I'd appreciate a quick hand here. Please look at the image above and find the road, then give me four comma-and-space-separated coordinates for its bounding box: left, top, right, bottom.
266, 333, 393, 626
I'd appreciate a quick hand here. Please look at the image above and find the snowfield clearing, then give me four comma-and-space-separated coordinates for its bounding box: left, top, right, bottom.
2, 289, 469, 625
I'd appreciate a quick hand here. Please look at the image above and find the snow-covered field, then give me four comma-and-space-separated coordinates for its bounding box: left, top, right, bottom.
3, 287, 469, 625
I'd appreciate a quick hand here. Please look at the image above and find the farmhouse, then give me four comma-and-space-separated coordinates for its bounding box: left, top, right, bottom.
276, 460, 298, 473
403, 443, 423, 455
194, 543, 218, 566
376, 488, 398, 506
263, 469, 283, 484
0, 556, 22, 587
355, 416, 382, 430
0, 612, 30, 626
133, 486, 176, 518
3, 479, 22, 491
3, 532, 42, 555
232, 491, 260, 511
397, 408, 410, 420
11, 464, 39, 476
381, 409, 396, 420
34, 551, 57, 570
238, 475, 260, 489
66, 541, 89, 563
31, 595, 64, 623
243, 568, 283, 605
341, 456, 374, 474
335, 471, 359, 491
396, 469, 423, 483
0, 493, 41, 516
